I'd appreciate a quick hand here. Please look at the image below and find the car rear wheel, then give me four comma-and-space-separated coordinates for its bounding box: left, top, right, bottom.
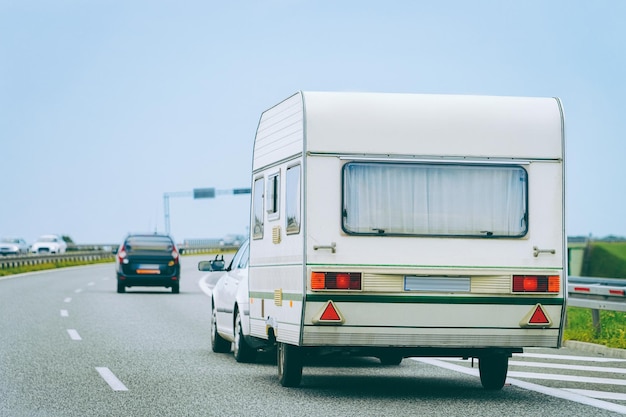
233, 309, 256, 363
117, 281, 125, 293
277, 342, 303, 387
211, 304, 231, 353
172, 283, 179, 294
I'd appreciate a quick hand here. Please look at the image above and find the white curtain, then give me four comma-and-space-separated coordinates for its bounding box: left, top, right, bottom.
343, 163, 527, 237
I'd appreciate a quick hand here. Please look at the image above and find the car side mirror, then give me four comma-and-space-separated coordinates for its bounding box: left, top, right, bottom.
198, 261, 212, 271
210, 259, 225, 271
198, 260, 225, 272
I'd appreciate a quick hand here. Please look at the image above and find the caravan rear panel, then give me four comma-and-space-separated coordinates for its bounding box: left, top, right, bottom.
248, 91, 566, 388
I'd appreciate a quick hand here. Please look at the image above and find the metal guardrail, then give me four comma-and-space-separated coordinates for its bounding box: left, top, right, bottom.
177, 244, 239, 255
0, 251, 115, 269
568, 276, 626, 312
0, 245, 237, 270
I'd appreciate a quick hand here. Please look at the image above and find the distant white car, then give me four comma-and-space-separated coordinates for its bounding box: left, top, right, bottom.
0, 237, 29, 256
219, 234, 244, 247
30, 235, 67, 254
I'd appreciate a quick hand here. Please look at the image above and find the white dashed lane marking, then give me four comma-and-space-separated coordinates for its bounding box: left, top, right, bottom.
66, 329, 82, 341
96, 367, 128, 391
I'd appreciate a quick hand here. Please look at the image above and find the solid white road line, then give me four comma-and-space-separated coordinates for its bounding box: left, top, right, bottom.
437, 358, 626, 385
60, 309, 68, 317
508, 360, 626, 375
414, 358, 626, 415
516, 352, 626, 363
509, 378, 626, 415
508, 371, 626, 386
96, 367, 128, 391
67, 329, 82, 341
564, 389, 626, 401
198, 275, 212, 297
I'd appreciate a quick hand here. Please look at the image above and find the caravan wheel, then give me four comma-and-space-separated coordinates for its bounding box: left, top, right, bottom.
479, 354, 509, 390
277, 342, 302, 387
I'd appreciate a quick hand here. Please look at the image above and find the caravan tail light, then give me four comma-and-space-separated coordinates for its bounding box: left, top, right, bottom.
512, 275, 560, 293
311, 272, 362, 290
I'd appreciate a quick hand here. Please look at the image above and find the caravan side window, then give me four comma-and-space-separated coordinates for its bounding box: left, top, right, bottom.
286, 164, 301, 234
267, 172, 280, 220
342, 162, 528, 238
253, 177, 264, 239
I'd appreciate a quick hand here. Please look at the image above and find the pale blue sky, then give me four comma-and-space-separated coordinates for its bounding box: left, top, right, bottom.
1, 1, 625, 244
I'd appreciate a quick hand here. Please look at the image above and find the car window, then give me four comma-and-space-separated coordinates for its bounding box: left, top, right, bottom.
230, 240, 249, 271
125, 236, 174, 251
237, 244, 249, 269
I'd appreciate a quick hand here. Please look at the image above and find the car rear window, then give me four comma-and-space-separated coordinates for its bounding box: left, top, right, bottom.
125, 236, 174, 252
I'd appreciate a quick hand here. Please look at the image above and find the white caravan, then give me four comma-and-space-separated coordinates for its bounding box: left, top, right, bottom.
247, 91, 566, 390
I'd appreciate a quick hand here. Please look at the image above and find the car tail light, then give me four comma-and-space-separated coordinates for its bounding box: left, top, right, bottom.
117, 245, 127, 263
512, 275, 560, 293
311, 272, 361, 290
170, 246, 179, 265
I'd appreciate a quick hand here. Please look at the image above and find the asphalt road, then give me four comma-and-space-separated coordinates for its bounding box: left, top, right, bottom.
1, 257, 625, 417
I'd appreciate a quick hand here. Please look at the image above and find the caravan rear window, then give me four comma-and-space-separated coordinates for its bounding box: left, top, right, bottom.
342, 162, 528, 238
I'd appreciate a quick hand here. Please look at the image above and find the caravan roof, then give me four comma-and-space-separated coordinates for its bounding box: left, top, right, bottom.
253, 91, 563, 171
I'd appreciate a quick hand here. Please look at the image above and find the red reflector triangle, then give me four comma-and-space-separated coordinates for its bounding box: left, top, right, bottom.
529, 305, 550, 324
320, 302, 341, 321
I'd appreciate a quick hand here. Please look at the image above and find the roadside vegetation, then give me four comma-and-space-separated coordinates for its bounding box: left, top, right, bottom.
564, 307, 626, 349
581, 241, 626, 278
566, 240, 626, 349
0, 258, 113, 277
0, 249, 230, 278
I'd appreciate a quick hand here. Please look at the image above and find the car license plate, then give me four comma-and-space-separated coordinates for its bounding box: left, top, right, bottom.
136, 264, 161, 274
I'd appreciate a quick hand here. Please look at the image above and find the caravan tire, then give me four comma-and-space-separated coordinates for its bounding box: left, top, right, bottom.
378, 354, 403, 365
479, 354, 509, 390
277, 342, 303, 387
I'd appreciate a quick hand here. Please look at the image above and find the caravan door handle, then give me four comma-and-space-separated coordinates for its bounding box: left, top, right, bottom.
533, 246, 556, 257
314, 242, 336, 253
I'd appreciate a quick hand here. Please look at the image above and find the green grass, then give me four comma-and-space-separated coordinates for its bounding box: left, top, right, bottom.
584, 242, 626, 278
564, 306, 626, 349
